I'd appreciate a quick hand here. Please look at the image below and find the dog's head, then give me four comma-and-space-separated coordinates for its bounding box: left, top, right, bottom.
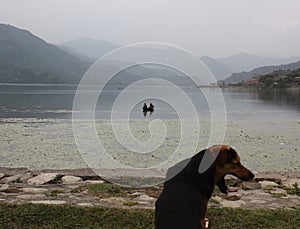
208, 145, 254, 194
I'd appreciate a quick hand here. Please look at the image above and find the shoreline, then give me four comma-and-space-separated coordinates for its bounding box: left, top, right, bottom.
1, 118, 300, 172
1, 167, 300, 180
1, 166, 300, 210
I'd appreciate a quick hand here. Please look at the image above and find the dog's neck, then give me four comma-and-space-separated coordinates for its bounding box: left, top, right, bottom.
169, 152, 217, 199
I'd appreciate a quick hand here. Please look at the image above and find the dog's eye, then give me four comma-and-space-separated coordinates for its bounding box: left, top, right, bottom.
232, 161, 240, 165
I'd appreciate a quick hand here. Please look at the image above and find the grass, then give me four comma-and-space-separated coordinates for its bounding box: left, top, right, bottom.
263, 185, 275, 191
87, 183, 126, 197
0, 203, 299, 229
48, 189, 64, 197
123, 201, 138, 206
209, 198, 220, 204
286, 183, 300, 196
271, 193, 287, 198
78, 183, 162, 199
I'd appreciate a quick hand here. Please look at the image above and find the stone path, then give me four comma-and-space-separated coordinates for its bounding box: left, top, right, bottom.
0, 168, 300, 210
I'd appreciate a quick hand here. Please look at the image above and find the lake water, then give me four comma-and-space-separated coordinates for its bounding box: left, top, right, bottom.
0, 84, 299, 172
0, 84, 299, 121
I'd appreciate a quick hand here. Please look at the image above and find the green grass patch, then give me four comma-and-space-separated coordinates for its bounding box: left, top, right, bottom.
48, 189, 64, 197
123, 201, 138, 206
87, 183, 126, 197
286, 183, 300, 196
271, 193, 287, 198
263, 185, 275, 191
85, 183, 162, 199
0, 203, 299, 228
47, 175, 63, 184
206, 207, 300, 229
209, 198, 220, 204
109, 177, 164, 187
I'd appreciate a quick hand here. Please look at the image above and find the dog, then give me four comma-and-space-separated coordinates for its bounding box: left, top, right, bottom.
155, 145, 254, 229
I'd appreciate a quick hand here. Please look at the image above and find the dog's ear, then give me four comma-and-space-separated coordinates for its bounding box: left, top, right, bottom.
226, 148, 237, 163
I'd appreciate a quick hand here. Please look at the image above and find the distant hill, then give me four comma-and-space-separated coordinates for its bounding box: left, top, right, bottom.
222, 60, 300, 84
199, 53, 300, 81
258, 68, 300, 89
199, 56, 234, 81
59, 38, 119, 61
217, 52, 300, 73
0, 24, 90, 83
58, 39, 300, 82
0, 25, 198, 85
2, 24, 299, 85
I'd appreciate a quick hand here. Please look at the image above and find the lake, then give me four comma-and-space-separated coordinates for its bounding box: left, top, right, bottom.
0, 84, 299, 172
0, 84, 299, 121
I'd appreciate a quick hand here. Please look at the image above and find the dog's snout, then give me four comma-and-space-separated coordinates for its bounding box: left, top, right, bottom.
245, 171, 255, 181
237, 166, 255, 181
240, 168, 255, 181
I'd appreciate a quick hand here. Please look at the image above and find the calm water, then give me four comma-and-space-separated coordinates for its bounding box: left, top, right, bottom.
0, 84, 299, 121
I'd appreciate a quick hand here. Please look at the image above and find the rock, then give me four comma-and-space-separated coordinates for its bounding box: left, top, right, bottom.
0, 174, 22, 184
282, 179, 300, 189
259, 181, 279, 189
134, 194, 155, 202
268, 189, 287, 195
77, 203, 94, 207
61, 176, 83, 184
30, 200, 67, 205
254, 172, 283, 184
20, 172, 33, 183
223, 194, 241, 201
17, 194, 45, 200
84, 180, 105, 184
250, 200, 266, 204
0, 173, 5, 179
27, 173, 59, 186
129, 192, 144, 197
101, 197, 128, 205
0, 167, 29, 176
21, 188, 48, 194
0, 184, 9, 191
221, 200, 246, 208
241, 181, 261, 190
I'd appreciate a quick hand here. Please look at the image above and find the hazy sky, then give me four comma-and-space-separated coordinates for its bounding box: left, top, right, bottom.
1, 0, 300, 58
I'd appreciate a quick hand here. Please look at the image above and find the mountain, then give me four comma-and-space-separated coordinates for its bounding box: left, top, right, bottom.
200, 53, 300, 81
223, 60, 300, 84
58, 39, 300, 82
59, 38, 119, 61
199, 56, 234, 81
0, 24, 90, 83
217, 52, 300, 73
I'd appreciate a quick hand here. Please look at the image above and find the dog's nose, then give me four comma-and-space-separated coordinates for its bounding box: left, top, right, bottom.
248, 172, 255, 180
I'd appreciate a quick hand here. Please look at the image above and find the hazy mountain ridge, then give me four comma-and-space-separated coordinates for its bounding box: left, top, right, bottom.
0, 24, 90, 83
59, 38, 119, 61
200, 53, 300, 81
199, 56, 234, 80
218, 52, 300, 73
59, 38, 300, 82
1, 24, 300, 85
223, 60, 300, 84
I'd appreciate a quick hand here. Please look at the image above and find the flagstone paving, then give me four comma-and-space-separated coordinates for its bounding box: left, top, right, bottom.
0, 168, 299, 210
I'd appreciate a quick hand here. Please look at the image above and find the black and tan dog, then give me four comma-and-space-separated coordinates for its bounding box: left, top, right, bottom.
155, 145, 254, 229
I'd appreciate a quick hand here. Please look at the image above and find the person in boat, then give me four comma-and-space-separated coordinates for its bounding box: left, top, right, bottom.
149, 103, 154, 113
142, 103, 148, 112
142, 103, 148, 117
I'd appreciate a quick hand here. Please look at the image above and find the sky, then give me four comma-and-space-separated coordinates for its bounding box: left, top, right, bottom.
1, 0, 300, 58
